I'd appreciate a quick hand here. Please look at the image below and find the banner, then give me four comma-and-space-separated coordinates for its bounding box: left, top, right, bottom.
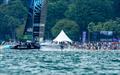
82, 32, 87, 43
100, 31, 113, 36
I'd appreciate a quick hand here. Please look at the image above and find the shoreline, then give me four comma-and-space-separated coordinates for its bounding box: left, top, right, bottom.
40, 49, 120, 51
1, 45, 120, 51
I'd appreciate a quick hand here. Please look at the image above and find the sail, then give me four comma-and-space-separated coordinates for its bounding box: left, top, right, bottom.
24, 0, 47, 41
33, 0, 43, 40
33, 0, 47, 42
39, 0, 47, 42
24, 0, 34, 36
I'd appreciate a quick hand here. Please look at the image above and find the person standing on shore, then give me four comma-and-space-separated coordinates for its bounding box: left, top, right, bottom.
60, 42, 64, 50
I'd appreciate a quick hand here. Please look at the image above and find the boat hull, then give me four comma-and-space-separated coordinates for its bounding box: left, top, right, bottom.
11, 44, 40, 50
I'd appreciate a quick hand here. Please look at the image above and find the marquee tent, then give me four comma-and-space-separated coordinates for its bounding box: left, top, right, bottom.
53, 30, 72, 43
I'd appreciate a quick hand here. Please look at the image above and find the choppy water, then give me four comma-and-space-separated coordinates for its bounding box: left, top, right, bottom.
0, 49, 120, 75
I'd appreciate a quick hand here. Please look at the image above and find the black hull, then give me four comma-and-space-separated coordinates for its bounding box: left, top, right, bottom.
11, 45, 40, 50
11, 48, 40, 50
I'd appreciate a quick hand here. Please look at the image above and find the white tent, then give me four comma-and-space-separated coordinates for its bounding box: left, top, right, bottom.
53, 30, 72, 43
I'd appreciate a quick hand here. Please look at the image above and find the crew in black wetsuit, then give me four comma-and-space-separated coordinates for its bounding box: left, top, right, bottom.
32, 42, 41, 49
27, 43, 31, 49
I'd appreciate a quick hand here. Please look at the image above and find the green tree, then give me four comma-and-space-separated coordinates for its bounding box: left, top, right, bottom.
0, 0, 27, 40
65, 0, 114, 32
45, 0, 72, 39
0, 14, 20, 40
88, 18, 120, 33
113, 0, 120, 17
0, 1, 3, 4
52, 19, 80, 40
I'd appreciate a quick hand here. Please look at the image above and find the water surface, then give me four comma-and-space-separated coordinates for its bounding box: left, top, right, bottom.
0, 49, 120, 75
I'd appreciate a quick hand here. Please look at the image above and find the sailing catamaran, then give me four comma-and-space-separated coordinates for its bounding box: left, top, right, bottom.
12, 0, 48, 49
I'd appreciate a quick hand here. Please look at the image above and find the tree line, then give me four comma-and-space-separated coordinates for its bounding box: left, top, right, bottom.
0, 0, 120, 41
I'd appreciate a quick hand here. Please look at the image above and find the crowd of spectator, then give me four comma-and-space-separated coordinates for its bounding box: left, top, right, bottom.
73, 42, 120, 50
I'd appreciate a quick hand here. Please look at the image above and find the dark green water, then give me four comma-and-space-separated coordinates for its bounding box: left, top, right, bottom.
0, 49, 120, 75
